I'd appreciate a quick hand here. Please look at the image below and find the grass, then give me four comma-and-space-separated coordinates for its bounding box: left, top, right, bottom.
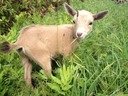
0, 0, 128, 96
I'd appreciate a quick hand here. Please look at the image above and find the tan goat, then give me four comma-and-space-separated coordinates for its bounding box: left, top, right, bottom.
0, 3, 108, 86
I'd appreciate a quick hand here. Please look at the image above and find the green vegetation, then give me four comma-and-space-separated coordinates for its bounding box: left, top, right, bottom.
0, 0, 128, 96
0, 0, 70, 35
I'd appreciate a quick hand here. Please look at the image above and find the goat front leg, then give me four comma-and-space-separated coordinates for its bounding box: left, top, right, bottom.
38, 57, 52, 77
24, 47, 52, 78
32, 55, 52, 78
33, 55, 52, 78
21, 56, 32, 86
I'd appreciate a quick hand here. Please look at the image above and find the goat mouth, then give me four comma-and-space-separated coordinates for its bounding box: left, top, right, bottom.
76, 34, 84, 39
76, 36, 83, 40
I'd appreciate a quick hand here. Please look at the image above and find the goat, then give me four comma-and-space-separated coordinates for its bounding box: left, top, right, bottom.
0, 3, 108, 86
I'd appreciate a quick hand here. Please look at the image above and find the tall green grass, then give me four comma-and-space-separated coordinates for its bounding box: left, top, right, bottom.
0, 0, 128, 96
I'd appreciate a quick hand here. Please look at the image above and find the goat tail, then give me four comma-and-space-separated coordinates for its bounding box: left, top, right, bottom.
0, 41, 16, 53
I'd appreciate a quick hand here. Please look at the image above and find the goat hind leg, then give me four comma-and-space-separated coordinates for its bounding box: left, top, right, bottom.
21, 56, 32, 86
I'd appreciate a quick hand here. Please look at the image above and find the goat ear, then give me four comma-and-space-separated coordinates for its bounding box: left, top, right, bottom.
64, 3, 77, 16
93, 10, 108, 20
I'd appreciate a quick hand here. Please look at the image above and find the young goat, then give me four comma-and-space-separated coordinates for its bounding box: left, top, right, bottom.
0, 3, 108, 86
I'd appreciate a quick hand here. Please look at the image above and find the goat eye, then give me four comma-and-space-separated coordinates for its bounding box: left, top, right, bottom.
72, 20, 75, 23
89, 22, 93, 25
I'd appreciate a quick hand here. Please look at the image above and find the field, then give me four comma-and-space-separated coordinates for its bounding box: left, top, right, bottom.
0, 0, 128, 96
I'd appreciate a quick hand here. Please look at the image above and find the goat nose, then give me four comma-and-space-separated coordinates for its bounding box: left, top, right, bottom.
77, 33, 82, 37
